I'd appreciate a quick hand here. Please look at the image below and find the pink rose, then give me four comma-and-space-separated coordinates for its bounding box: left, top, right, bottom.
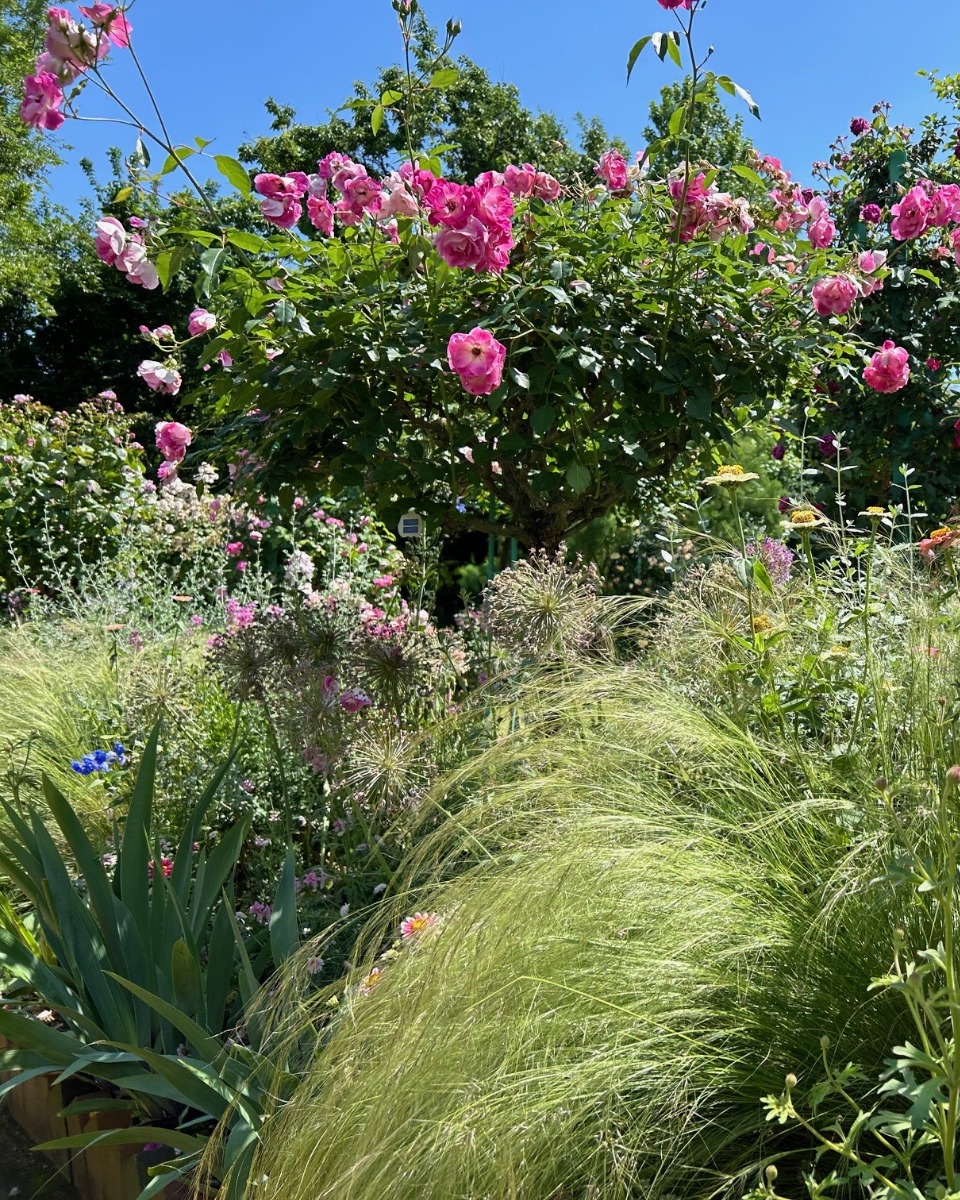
596, 149, 629, 191
812, 275, 858, 316
533, 172, 562, 201
187, 308, 216, 336
805, 197, 836, 248
476, 185, 514, 231
424, 181, 477, 228
657, 0, 692, 7
94, 216, 126, 265
225, 541, 244, 557
306, 195, 335, 235
155, 420, 192, 461
503, 163, 537, 197
342, 174, 382, 215
20, 72, 65, 131
44, 8, 99, 71
138, 362, 181, 396
481, 224, 514, 274
435, 217, 488, 270
317, 152, 351, 181
447, 327, 506, 396
380, 177, 419, 220
890, 185, 931, 241
78, 4, 132, 47
474, 170, 505, 190
863, 340, 910, 394
928, 183, 960, 226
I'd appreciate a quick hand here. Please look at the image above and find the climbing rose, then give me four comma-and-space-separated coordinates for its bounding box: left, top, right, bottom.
155, 420, 192, 462
20, 72, 65, 130
187, 308, 216, 336
890, 185, 931, 241
860, 203, 882, 224
863, 341, 910, 394
447, 328, 506, 396
533, 172, 562, 201
595, 149, 628, 191
434, 218, 488, 270
812, 275, 858, 316
254, 173, 303, 230
503, 163, 536, 197
138, 363, 181, 396
78, 4, 132, 46
806, 197, 836, 248
306, 195, 335, 235
850, 117, 870, 136
657, 0, 692, 7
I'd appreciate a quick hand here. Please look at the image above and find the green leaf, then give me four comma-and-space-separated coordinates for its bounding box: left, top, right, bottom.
731, 164, 765, 189
380, 89, 404, 105
752, 559, 774, 597
428, 68, 459, 89
371, 104, 384, 136
665, 32, 682, 68
530, 406, 556, 436
274, 298, 297, 325
171, 939, 202, 1018
226, 231, 269, 253
113, 186, 133, 203
269, 845, 299, 966
716, 75, 760, 119
37, 1126, 208, 1156
566, 464, 592, 493
120, 722, 159, 950
668, 104, 686, 137
214, 155, 252, 196
160, 146, 195, 176
106, 974, 223, 1064
626, 36, 651, 84
511, 369, 530, 390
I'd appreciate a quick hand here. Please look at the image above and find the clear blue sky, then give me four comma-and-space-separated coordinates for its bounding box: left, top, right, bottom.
46, 0, 960, 211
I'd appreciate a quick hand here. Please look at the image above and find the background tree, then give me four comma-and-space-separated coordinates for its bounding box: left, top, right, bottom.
643, 78, 754, 182
240, 15, 621, 185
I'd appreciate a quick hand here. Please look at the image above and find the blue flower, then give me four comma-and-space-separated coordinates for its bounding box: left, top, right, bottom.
70, 743, 127, 774
71, 758, 96, 776
112, 742, 127, 766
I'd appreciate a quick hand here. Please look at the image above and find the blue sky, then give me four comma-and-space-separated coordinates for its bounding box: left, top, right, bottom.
47, 0, 960, 210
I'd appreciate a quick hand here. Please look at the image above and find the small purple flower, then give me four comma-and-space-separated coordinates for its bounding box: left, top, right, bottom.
860, 203, 882, 224
745, 538, 795, 587
850, 117, 870, 136
771, 442, 785, 461
817, 433, 838, 457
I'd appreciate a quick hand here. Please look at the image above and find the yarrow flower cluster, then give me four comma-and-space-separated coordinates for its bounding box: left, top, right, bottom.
70, 742, 127, 774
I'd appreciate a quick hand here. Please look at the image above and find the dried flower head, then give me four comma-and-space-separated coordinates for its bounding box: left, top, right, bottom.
703, 464, 760, 488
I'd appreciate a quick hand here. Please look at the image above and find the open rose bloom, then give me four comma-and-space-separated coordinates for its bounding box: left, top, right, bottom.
447, 328, 507, 396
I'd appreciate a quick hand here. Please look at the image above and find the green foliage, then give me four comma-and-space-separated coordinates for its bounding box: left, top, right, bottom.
0, 392, 150, 593
797, 88, 960, 517
643, 76, 755, 185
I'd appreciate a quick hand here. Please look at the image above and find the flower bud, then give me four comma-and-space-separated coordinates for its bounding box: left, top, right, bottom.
765, 1165, 778, 1183
785, 1073, 797, 1089
820, 1035, 830, 1049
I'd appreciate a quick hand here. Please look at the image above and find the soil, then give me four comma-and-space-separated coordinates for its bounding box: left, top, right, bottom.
0, 1109, 80, 1198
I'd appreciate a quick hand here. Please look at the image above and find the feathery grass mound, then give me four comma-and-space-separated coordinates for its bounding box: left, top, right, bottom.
249, 671, 926, 1200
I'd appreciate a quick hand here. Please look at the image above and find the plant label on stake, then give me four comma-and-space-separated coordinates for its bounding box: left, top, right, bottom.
398, 511, 424, 539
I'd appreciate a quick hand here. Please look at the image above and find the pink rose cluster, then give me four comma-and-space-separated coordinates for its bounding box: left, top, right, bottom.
862, 340, 910, 394
21, 5, 131, 131
811, 249, 887, 316
253, 152, 560, 275
447, 327, 506, 397
890, 180, 960, 241
95, 216, 159, 289
755, 153, 838, 248
668, 170, 755, 243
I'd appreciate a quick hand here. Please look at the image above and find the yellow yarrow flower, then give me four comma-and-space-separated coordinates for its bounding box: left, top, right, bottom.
703, 463, 760, 488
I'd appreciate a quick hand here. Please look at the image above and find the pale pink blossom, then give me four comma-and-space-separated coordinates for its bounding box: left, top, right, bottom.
138, 363, 181, 396
306, 195, 335, 235
187, 308, 216, 336
503, 163, 537, 197
78, 4, 132, 47
533, 172, 562, 201
475, 170, 505, 190
805, 197, 836, 248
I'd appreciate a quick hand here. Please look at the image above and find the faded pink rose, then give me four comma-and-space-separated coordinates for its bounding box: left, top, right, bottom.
44, 7, 99, 71
805, 197, 836, 248
20, 72, 65, 131
138, 363, 181, 396
533, 172, 562, 201
447, 327, 506, 396
187, 308, 216, 336
595, 149, 628, 191
254, 174, 304, 229
890, 185, 931, 241
380, 177, 418, 220
812, 275, 858, 316
94, 216, 126, 266
78, 4, 132, 47
503, 163, 536, 197
306, 195, 335, 235
435, 217, 487, 270
474, 170, 505, 190
863, 340, 910, 394
155, 420, 192, 461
